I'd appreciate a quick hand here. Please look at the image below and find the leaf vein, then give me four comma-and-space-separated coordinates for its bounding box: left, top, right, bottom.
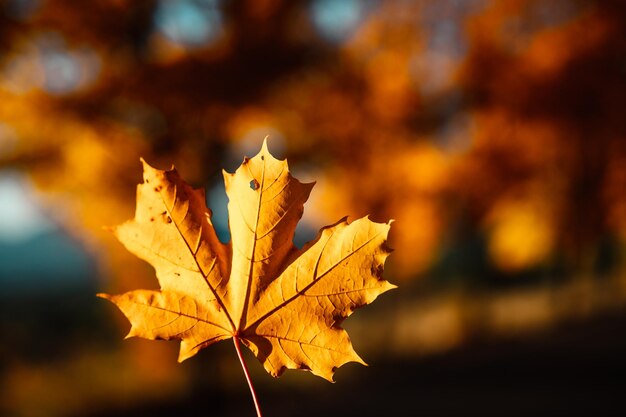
127, 297, 231, 333
156, 187, 234, 330
248, 229, 384, 329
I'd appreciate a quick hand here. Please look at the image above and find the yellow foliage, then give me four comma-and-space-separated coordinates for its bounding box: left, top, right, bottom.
99, 140, 395, 381
486, 197, 556, 272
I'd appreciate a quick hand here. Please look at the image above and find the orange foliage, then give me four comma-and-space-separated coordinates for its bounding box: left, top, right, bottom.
1, 0, 623, 276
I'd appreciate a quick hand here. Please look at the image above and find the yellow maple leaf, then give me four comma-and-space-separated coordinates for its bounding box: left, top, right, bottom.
98, 140, 395, 382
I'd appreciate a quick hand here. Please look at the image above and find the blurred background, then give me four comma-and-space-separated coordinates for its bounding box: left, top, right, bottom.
1, 0, 625, 415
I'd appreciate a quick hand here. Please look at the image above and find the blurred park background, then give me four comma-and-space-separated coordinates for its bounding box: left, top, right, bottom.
1, 0, 625, 415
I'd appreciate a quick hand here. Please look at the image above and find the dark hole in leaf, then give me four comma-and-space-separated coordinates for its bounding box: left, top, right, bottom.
250, 179, 260, 190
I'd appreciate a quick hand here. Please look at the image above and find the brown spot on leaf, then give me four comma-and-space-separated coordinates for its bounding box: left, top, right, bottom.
250, 179, 259, 190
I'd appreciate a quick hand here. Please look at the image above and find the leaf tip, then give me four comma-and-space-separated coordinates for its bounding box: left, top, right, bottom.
304, 180, 316, 194
178, 342, 199, 363
139, 156, 152, 170
261, 135, 270, 153
140, 157, 176, 181
354, 352, 367, 367
96, 292, 111, 300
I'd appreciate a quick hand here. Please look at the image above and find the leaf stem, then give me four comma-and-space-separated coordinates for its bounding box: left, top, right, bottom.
233, 336, 263, 417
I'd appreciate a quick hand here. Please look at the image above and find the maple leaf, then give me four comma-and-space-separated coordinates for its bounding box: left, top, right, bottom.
98, 140, 395, 382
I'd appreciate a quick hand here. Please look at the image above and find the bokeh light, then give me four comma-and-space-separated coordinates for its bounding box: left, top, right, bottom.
154, 0, 223, 47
